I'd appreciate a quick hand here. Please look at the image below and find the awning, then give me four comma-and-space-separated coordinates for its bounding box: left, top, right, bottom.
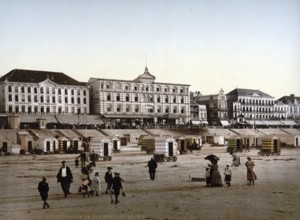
220, 120, 230, 126
191, 121, 201, 125
201, 120, 209, 125
246, 120, 265, 125
20, 115, 58, 123
264, 120, 283, 126
281, 120, 297, 126
56, 115, 104, 125
102, 114, 151, 119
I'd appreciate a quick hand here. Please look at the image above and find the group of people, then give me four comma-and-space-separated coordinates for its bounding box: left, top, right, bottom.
37, 154, 256, 209
204, 155, 257, 187
37, 158, 127, 209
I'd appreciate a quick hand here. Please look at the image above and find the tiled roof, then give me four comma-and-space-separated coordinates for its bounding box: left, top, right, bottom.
0, 69, 87, 86
227, 88, 273, 98
277, 95, 300, 104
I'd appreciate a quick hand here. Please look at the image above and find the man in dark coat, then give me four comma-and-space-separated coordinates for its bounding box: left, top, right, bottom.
147, 157, 157, 180
104, 167, 113, 194
38, 176, 49, 209
56, 161, 73, 198
111, 172, 124, 204
89, 150, 97, 167
76, 152, 87, 168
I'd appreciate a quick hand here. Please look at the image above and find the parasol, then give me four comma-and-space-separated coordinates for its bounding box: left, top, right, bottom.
204, 154, 220, 164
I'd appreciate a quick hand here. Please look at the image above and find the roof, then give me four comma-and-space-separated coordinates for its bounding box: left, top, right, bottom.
277, 95, 300, 104
227, 88, 273, 98
0, 69, 87, 86
133, 66, 156, 83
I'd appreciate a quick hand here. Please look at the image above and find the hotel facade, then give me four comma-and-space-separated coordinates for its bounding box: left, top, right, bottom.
88, 67, 191, 127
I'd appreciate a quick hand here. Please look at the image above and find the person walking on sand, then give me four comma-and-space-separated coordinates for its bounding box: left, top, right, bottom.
80, 174, 90, 198
76, 152, 87, 168
111, 172, 124, 204
90, 172, 101, 196
147, 157, 157, 180
224, 163, 232, 187
38, 176, 50, 209
210, 161, 223, 187
230, 152, 240, 167
105, 167, 113, 194
245, 157, 257, 185
56, 161, 73, 198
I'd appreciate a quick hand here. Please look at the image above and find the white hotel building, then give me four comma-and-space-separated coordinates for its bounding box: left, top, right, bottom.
88, 67, 190, 127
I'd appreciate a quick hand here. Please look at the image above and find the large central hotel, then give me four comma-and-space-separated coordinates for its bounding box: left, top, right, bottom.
88, 66, 191, 127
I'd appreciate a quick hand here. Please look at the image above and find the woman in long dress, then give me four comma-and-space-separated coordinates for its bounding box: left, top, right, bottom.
245, 157, 257, 185
210, 161, 223, 187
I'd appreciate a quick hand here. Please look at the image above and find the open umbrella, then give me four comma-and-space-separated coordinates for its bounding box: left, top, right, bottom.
204, 154, 220, 164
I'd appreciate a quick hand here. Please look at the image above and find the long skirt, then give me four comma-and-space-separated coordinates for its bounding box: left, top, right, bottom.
247, 169, 257, 181
210, 170, 223, 187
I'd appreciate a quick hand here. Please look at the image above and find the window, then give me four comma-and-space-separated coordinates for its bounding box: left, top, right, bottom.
40, 96, 44, 103
116, 94, 120, 101
107, 94, 111, 101
65, 89, 68, 95
134, 95, 138, 102
58, 88, 61, 95
181, 97, 184, 103
77, 98, 80, 104
126, 95, 129, 102
15, 95, 19, 102
8, 86, 12, 92
46, 87, 50, 94
107, 106, 111, 112
134, 86, 138, 91
157, 97, 160, 102
28, 95, 31, 102
135, 106, 139, 112
156, 87, 160, 92
21, 87, 25, 93
71, 98, 74, 104
52, 97, 55, 103
165, 97, 169, 103
83, 90, 86, 96
71, 89, 74, 95
117, 106, 121, 112
173, 97, 176, 103
65, 97, 68, 103
40, 87, 44, 94
8, 95, 12, 102
83, 98, 86, 104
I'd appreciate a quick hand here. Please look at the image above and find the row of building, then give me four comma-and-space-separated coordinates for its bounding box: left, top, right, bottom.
0, 67, 299, 129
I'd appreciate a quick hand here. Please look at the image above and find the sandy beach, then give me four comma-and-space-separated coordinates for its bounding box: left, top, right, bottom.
0, 146, 299, 220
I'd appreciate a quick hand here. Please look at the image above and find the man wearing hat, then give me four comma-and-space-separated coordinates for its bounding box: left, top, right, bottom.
224, 163, 232, 187
147, 157, 157, 180
104, 167, 113, 194
56, 161, 73, 198
38, 176, 50, 209
111, 172, 124, 204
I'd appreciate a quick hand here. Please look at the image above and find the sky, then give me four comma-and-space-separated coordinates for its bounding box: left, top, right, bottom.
0, 0, 299, 99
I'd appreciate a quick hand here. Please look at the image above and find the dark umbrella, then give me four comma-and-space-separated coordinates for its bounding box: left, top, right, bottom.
204, 154, 220, 164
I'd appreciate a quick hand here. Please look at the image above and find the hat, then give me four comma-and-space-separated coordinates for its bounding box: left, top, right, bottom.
114, 172, 120, 175
247, 157, 251, 160
226, 163, 230, 166
107, 167, 113, 170
42, 176, 47, 180
62, 160, 66, 164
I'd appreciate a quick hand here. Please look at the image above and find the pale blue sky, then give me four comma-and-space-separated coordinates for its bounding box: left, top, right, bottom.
0, 0, 299, 99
